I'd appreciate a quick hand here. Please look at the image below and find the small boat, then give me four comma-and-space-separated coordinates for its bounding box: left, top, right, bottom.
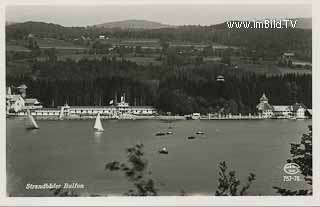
155, 132, 166, 136
159, 147, 168, 154
94, 113, 104, 132
26, 110, 39, 129
166, 131, 173, 135
196, 131, 205, 135
187, 136, 196, 140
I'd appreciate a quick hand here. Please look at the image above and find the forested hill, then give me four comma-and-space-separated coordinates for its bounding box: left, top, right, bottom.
6, 20, 312, 61
6, 21, 88, 39
6, 20, 312, 114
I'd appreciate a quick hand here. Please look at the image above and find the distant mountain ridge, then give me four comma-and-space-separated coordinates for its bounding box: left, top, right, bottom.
94, 19, 172, 29
294, 18, 312, 29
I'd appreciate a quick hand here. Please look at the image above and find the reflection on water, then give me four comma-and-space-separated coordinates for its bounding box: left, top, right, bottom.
93, 131, 103, 143
24, 128, 39, 135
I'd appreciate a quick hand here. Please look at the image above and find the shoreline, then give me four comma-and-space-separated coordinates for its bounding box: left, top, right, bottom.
6, 114, 310, 121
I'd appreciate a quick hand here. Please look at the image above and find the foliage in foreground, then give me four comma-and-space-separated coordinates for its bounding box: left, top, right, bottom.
105, 144, 157, 196
215, 161, 256, 196
273, 125, 312, 195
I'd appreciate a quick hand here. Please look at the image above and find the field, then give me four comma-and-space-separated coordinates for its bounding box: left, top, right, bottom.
6, 60, 31, 75
36, 38, 87, 49
232, 58, 312, 75
6, 45, 31, 52
6, 37, 312, 75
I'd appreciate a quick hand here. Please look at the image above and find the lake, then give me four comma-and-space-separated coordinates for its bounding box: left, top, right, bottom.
6, 118, 311, 196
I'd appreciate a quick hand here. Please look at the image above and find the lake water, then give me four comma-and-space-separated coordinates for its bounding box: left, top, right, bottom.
6, 118, 311, 196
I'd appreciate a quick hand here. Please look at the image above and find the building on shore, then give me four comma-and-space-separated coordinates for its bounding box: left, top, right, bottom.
256, 93, 274, 118
6, 86, 42, 113
10, 92, 157, 119
256, 93, 311, 119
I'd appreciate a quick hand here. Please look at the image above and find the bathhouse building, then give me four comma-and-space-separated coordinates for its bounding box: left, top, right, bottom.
256, 93, 310, 119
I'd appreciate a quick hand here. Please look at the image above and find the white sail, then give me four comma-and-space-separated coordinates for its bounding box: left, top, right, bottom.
26, 110, 39, 129
94, 113, 104, 132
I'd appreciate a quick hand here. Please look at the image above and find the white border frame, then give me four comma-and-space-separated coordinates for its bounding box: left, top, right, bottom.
0, 0, 319, 206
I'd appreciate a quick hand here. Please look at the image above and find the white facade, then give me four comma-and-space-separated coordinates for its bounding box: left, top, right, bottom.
262, 109, 273, 118
67, 105, 156, 116
296, 106, 306, 119
7, 95, 25, 113
272, 105, 292, 118
256, 93, 274, 118
256, 93, 309, 119
24, 98, 43, 110
6, 85, 43, 113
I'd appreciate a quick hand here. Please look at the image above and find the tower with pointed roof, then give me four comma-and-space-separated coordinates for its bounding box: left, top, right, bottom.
259, 93, 269, 104
256, 92, 274, 118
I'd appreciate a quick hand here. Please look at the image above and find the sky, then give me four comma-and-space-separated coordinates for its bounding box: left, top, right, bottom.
6, 4, 312, 27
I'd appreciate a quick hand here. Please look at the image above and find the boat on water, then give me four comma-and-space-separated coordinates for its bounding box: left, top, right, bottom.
155, 132, 166, 136
159, 147, 168, 154
26, 110, 39, 129
156, 131, 173, 136
94, 113, 104, 132
196, 131, 205, 135
187, 136, 196, 140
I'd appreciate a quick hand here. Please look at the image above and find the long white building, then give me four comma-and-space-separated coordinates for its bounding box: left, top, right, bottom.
14, 94, 157, 119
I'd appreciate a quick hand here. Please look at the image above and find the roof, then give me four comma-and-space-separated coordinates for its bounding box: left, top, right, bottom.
69, 106, 155, 109
260, 93, 268, 102
283, 52, 295, 56
17, 84, 27, 89
216, 75, 225, 81
307, 109, 312, 115
256, 102, 273, 111
36, 108, 60, 111
292, 103, 307, 111
273, 105, 292, 112
10, 95, 22, 102
70, 106, 114, 109
25, 98, 39, 104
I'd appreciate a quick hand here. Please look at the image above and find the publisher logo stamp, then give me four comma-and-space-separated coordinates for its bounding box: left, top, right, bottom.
283, 163, 300, 175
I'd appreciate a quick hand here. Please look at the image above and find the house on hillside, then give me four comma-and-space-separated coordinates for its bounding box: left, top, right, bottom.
279, 52, 295, 66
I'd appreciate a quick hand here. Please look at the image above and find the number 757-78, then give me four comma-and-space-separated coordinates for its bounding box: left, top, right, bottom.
283, 176, 301, 182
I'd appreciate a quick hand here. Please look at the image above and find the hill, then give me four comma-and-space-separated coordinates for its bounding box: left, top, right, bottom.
295, 18, 312, 29
94, 19, 172, 29
6, 21, 87, 39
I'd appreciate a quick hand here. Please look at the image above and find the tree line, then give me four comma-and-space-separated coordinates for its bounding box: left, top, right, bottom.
6, 58, 311, 115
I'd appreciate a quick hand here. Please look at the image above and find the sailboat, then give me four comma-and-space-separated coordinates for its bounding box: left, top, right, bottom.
94, 113, 104, 132
26, 110, 39, 129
